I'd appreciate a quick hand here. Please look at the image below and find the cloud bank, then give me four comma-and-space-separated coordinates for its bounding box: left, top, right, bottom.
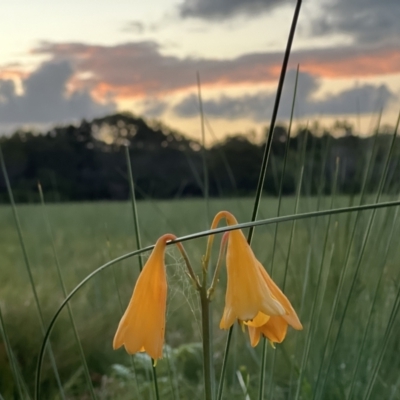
179, 0, 289, 19
30, 41, 400, 101
0, 61, 115, 125
173, 70, 397, 121
310, 0, 400, 46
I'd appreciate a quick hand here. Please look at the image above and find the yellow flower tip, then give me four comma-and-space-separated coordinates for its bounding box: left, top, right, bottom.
238, 319, 246, 332
248, 326, 261, 347
113, 234, 174, 360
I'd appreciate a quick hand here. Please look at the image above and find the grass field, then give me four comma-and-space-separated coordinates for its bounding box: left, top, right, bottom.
1, 195, 400, 399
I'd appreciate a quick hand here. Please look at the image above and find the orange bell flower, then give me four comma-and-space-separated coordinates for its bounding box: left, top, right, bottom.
208, 211, 283, 329
210, 211, 302, 345
113, 233, 176, 360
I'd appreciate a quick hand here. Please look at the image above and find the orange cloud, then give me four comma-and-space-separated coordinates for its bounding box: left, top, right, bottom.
0, 65, 29, 81
299, 47, 400, 78
10, 41, 400, 102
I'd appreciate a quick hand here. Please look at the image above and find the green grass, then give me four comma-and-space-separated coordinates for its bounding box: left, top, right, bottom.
1, 196, 400, 399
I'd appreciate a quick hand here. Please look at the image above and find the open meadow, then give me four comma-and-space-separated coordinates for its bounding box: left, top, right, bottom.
1, 195, 400, 399
1, 0, 400, 398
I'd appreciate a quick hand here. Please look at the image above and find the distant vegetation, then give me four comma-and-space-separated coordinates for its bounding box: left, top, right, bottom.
0, 113, 398, 202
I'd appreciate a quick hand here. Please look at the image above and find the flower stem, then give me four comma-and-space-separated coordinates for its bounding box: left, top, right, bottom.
174, 241, 201, 289
258, 339, 268, 400
152, 363, 160, 400
200, 284, 214, 400
217, 327, 233, 400
208, 232, 229, 299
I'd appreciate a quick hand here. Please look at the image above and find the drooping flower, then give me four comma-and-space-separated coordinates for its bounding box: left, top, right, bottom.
212, 211, 302, 345
113, 233, 176, 360
209, 211, 283, 329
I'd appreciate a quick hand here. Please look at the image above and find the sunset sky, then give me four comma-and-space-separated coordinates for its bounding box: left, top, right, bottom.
1, 0, 399, 142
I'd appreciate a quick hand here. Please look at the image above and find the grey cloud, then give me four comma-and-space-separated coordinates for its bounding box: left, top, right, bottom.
0, 61, 115, 126
311, 0, 400, 45
141, 99, 169, 118
179, 0, 290, 19
173, 70, 396, 121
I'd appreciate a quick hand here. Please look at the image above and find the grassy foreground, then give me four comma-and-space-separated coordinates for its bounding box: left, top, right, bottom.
1, 196, 400, 399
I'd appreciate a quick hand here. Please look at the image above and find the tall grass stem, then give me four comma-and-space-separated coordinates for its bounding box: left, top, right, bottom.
38, 184, 97, 400
0, 145, 66, 400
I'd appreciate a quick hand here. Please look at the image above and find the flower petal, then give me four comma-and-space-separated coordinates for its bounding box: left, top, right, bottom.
259, 316, 288, 344
258, 264, 303, 330
113, 234, 173, 360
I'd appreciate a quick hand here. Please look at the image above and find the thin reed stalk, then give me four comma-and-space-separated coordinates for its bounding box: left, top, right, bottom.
0, 145, 66, 400
38, 184, 97, 400
0, 306, 27, 399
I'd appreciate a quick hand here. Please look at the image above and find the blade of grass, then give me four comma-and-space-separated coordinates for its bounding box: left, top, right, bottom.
362, 282, 400, 400
197, 72, 210, 227
347, 204, 400, 399
125, 146, 144, 272
287, 137, 333, 398
197, 72, 215, 399
125, 146, 156, 399
0, 306, 27, 399
312, 113, 383, 400
248, 0, 302, 241
165, 347, 181, 400
267, 65, 299, 397
219, 1, 303, 396
216, 326, 233, 400
38, 184, 97, 400
0, 145, 66, 400
294, 158, 339, 400
277, 127, 308, 399
204, 117, 238, 194
270, 62, 298, 275
316, 111, 399, 398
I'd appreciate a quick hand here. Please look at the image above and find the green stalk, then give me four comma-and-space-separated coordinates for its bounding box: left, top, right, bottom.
294, 159, 339, 399
276, 130, 307, 398
347, 205, 400, 399
38, 184, 97, 400
267, 66, 300, 399
363, 286, 400, 400
258, 339, 268, 400
316, 111, 399, 398
219, 1, 303, 397
0, 145, 66, 400
197, 72, 210, 226
201, 284, 213, 400
0, 306, 26, 399
270, 64, 299, 276
312, 115, 383, 400
165, 347, 181, 400
151, 363, 160, 400
247, 0, 302, 242
204, 117, 239, 194
125, 146, 143, 271
216, 328, 233, 400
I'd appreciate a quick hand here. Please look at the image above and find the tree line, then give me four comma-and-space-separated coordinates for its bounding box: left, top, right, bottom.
0, 113, 398, 203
